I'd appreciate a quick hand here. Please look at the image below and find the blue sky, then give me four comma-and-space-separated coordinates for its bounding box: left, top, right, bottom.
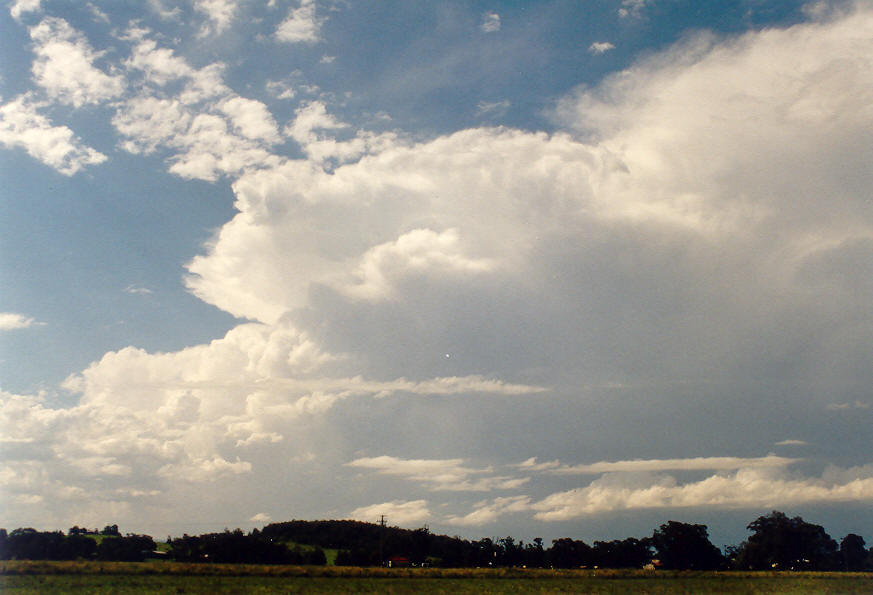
2, 0, 872, 548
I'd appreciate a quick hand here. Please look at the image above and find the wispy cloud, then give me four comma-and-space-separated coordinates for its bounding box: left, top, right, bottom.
533, 465, 873, 519
347, 456, 529, 492
124, 284, 153, 295
276, 0, 322, 44
775, 439, 809, 446
480, 11, 501, 33
514, 457, 562, 472
86, 3, 110, 24
255, 374, 546, 399
476, 99, 510, 118
534, 455, 798, 475
0, 312, 45, 331
827, 401, 871, 411
29, 17, 125, 107
0, 95, 106, 175
588, 41, 615, 55
194, 0, 237, 36
147, 0, 181, 21
114, 32, 284, 182
9, 0, 41, 22
618, 0, 651, 19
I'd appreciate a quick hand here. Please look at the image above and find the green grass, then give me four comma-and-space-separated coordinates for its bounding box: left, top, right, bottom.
277, 539, 338, 565
153, 540, 171, 553
3, 573, 873, 594
1, 562, 871, 593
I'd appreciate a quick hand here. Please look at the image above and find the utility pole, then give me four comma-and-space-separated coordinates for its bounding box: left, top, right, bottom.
379, 515, 386, 566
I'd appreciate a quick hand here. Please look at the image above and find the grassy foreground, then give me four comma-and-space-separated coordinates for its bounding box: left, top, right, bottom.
1, 561, 872, 593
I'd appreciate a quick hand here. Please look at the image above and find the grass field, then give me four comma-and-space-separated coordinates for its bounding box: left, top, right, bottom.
1, 561, 871, 593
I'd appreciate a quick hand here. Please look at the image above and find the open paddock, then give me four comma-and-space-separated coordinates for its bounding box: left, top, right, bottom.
1, 561, 872, 593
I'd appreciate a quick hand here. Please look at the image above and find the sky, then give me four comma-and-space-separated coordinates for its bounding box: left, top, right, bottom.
1, 0, 872, 549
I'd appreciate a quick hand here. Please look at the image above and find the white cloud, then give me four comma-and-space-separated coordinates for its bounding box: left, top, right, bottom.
554, 8, 873, 243
219, 97, 281, 144
347, 456, 530, 492
348, 500, 431, 526
185, 127, 597, 323
10, 0, 41, 21
112, 96, 192, 154
446, 495, 531, 526
515, 458, 562, 472
0, 312, 44, 331
0, 315, 539, 524
480, 11, 501, 33
342, 228, 496, 301
618, 0, 651, 19
250, 512, 271, 523
166, 114, 281, 181
147, 0, 181, 21
123, 36, 228, 103
532, 465, 873, 519
194, 0, 237, 36
775, 439, 809, 446
115, 35, 283, 181
159, 456, 251, 482
284, 100, 347, 144
29, 18, 124, 107
281, 100, 399, 165
266, 79, 296, 100
276, 0, 322, 44
125, 38, 194, 86
0, 94, 107, 175
588, 41, 615, 55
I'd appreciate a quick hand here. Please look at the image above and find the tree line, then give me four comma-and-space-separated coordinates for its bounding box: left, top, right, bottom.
0, 527, 155, 562
1, 511, 871, 570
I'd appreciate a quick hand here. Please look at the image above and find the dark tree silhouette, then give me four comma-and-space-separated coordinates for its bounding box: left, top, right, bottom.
839, 534, 868, 571
591, 538, 652, 568
96, 534, 155, 561
548, 538, 592, 568
650, 521, 724, 570
733, 511, 838, 570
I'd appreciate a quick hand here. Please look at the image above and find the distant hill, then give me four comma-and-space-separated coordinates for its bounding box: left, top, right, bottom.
259, 520, 471, 566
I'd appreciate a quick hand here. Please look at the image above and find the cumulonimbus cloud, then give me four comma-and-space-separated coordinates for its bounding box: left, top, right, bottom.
3, 4, 873, 535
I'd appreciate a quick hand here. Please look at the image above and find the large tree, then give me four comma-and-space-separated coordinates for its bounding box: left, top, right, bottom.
547, 538, 592, 568
590, 538, 652, 568
839, 534, 868, 571
733, 511, 838, 570
650, 521, 724, 570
